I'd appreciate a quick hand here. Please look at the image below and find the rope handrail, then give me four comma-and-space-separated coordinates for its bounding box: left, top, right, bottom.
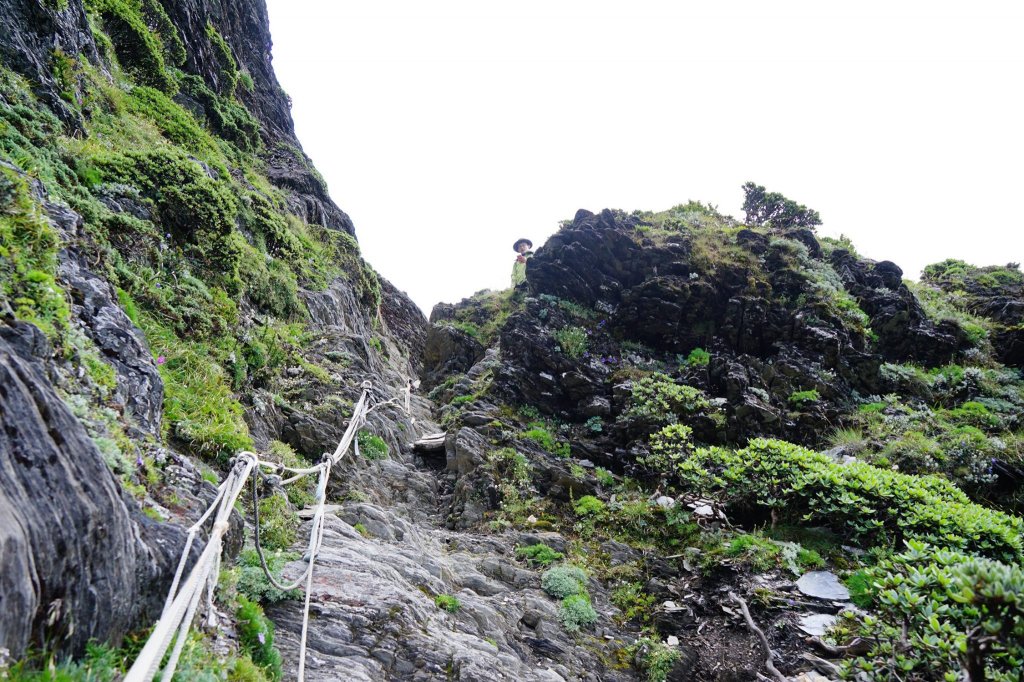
123, 380, 408, 682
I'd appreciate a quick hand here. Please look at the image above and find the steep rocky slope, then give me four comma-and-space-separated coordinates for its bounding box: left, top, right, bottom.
2, 1, 1024, 681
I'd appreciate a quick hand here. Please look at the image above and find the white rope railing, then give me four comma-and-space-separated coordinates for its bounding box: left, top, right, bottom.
123, 380, 405, 682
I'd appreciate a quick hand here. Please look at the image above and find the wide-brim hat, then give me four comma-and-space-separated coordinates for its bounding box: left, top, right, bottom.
513, 238, 533, 251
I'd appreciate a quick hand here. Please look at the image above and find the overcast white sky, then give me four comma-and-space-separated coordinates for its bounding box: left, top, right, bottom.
264, 0, 1024, 315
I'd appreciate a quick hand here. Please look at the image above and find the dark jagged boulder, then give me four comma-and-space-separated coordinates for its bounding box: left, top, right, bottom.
831, 250, 968, 365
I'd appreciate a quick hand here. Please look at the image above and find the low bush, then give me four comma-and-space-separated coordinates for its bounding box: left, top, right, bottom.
558, 594, 598, 632
611, 582, 656, 624
515, 543, 564, 567
573, 495, 606, 517
233, 549, 300, 604
676, 438, 1024, 562
837, 541, 1024, 682
553, 325, 589, 359
541, 565, 588, 599
626, 373, 710, 424
631, 637, 683, 682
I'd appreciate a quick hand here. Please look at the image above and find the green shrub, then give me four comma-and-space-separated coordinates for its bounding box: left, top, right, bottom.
585, 415, 604, 433
788, 388, 820, 407
741, 181, 821, 230
631, 637, 684, 682
515, 543, 564, 567
838, 541, 1024, 682
257, 492, 298, 551
521, 425, 570, 458
611, 582, 656, 624
626, 373, 710, 424
558, 594, 598, 632
234, 549, 299, 604
91, 148, 240, 277
676, 438, 1024, 562
573, 495, 606, 517
541, 565, 588, 599
553, 325, 588, 359
642, 423, 694, 475
434, 594, 460, 613
236, 596, 282, 680
684, 347, 710, 367
205, 21, 240, 96
357, 431, 389, 460
179, 74, 261, 152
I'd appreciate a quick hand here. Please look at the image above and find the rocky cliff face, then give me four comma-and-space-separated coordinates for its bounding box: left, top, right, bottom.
0, 0, 422, 670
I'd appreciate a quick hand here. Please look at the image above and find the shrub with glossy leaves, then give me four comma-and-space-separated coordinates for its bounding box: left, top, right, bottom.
676, 438, 1023, 562
626, 372, 710, 424
837, 541, 1024, 682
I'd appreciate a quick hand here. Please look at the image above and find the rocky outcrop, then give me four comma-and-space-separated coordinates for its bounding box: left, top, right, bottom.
61, 252, 164, 435
0, 325, 185, 659
0, 0, 99, 127
830, 252, 967, 365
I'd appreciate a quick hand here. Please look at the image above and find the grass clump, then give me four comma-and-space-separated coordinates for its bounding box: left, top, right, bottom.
236, 596, 283, 680
357, 431, 389, 460
141, 314, 252, 462
515, 543, 564, 567
521, 423, 571, 458
256, 492, 298, 551
787, 388, 820, 408
231, 549, 299, 604
0, 165, 69, 339
553, 325, 588, 359
85, 0, 175, 92
434, 594, 461, 613
573, 495, 606, 517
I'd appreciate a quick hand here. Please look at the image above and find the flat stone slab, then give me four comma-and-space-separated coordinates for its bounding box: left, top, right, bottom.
796, 571, 850, 601
797, 613, 837, 636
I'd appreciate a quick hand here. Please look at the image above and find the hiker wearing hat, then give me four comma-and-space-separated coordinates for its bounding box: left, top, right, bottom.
511, 238, 533, 287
